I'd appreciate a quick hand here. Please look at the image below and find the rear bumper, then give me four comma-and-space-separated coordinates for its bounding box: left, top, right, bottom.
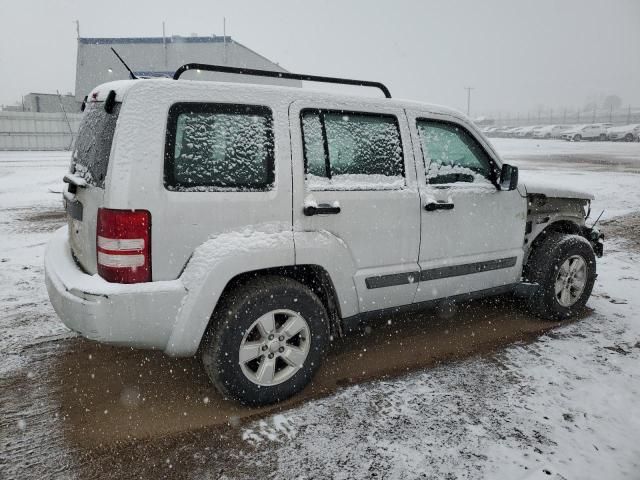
45, 227, 187, 352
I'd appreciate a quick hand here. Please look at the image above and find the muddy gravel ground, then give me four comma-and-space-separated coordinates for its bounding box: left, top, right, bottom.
1, 143, 640, 479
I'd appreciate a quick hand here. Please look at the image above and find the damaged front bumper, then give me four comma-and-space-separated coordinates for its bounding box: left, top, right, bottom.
583, 226, 605, 257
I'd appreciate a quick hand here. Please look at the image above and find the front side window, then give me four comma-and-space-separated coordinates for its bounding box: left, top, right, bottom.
302, 110, 405, 190
417, 120, 495, 185
165, 103, 275, 191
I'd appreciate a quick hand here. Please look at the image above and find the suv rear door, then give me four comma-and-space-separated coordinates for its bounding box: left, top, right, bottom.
289, 100, 421, 314
65, 100, 120, 274
405, 110, 526, 304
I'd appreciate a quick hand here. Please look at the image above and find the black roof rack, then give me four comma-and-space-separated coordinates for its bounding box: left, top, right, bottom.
172, 63, 392, 98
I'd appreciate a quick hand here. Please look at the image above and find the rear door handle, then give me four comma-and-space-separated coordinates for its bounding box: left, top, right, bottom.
303, 203, 341, 216
424, 201, 454, 211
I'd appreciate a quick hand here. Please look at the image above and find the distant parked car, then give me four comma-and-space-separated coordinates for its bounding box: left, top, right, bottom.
515, 126, 542, 138
508, 127, 526, 137
560, 124, 606, 141
499, 127, 518, 137
607, 124, 640, 142
533, 125, 571, 139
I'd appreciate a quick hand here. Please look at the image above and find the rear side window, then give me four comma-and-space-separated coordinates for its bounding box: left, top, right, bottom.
165, 103, 275, 192
71, 102, 120, 188
301, 109, 405, 190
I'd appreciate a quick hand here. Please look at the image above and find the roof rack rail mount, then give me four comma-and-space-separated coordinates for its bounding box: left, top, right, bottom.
172, 63, 391, 99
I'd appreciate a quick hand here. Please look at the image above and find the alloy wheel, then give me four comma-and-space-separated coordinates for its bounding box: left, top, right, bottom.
554, 255, 587, 307
238, 309, 311, 386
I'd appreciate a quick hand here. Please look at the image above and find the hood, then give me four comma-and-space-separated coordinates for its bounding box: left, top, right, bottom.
520, 178, 594, 200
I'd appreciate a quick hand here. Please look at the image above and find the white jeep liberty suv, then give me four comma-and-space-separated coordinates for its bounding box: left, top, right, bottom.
45, 64, 604, 406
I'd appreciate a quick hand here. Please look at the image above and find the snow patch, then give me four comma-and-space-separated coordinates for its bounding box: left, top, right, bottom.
242, 414, 297, 445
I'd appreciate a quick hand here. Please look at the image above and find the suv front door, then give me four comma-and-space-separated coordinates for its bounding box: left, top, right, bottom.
406, 111, 527, 304
290, 100, 421, 315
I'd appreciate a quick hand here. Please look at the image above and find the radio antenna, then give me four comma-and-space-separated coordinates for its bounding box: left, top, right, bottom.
110, 47, 137, 79
591, 210, 604, 228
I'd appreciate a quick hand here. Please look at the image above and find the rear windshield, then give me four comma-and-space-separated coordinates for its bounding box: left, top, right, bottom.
70, 102, 121, 188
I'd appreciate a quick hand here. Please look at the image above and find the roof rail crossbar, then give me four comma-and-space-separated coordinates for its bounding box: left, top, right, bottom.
172, 63, 392, 98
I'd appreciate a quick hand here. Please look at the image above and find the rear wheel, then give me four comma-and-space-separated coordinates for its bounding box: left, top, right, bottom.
201, 276, 329, 406
525, 232, 596, 320
625, 133, 634, 142
573, 134, 582, 142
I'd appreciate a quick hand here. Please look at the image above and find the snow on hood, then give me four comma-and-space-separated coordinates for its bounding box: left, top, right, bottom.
520, 178, 594, 200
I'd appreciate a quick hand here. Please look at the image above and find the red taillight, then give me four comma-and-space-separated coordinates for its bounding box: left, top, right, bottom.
97, 208, 151, 283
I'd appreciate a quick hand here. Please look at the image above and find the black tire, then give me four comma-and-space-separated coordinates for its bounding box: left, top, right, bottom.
574, 134, 582, 142
625, 133, 634, 142
201, 276, 329, 406
525, 232, 596, 320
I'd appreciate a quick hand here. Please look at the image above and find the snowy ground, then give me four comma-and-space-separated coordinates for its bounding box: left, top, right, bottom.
1, 141, 639, 479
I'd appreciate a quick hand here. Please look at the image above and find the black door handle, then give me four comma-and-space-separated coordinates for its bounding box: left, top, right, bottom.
424, 201, 454, 211
303, 203, 341, 216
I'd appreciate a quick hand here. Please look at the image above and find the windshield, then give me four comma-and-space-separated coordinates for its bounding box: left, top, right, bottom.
70, 102, 121, 188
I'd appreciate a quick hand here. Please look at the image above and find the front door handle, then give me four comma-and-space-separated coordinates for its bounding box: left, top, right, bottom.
304, 203, 341, 216
424, 201, 454, 211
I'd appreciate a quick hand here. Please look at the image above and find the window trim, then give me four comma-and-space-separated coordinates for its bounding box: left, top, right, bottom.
164, 102, 275, 192
415, 118, 500, 188
300, 108, 406, 191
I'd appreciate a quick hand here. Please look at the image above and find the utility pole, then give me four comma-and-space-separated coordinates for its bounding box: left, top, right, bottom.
628, 105, 632, 124
464, 87, 474, 117
223, 17, 228, 65
162, 21, 167, 69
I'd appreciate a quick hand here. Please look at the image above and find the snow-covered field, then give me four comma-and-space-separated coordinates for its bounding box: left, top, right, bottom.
1, 141, 639, 479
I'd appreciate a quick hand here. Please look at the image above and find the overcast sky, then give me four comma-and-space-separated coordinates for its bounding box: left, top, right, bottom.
1, 0, 638, 116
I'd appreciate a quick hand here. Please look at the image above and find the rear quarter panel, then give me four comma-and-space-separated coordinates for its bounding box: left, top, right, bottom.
105, 81, 295, 281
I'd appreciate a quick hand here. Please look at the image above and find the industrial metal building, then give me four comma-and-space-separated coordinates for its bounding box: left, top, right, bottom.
75, 35, 299, 100
1, 34, 298, 150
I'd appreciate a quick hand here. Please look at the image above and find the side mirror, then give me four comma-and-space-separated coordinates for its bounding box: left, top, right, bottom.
499, 163, 518, 191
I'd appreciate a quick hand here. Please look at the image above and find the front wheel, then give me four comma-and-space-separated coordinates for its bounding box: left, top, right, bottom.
625, 133, 634, 142
525, 232, 596, 320
573, 134, 582, 142
201, 276, 329, 406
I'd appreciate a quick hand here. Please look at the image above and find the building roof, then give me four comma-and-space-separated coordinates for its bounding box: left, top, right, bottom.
79, 36, 232, 45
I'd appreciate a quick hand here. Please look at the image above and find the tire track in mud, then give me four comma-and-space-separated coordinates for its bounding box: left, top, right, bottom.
2, 297, 565, 479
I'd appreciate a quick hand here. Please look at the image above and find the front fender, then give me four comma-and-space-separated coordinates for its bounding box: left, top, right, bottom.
164, 225, 294, 356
